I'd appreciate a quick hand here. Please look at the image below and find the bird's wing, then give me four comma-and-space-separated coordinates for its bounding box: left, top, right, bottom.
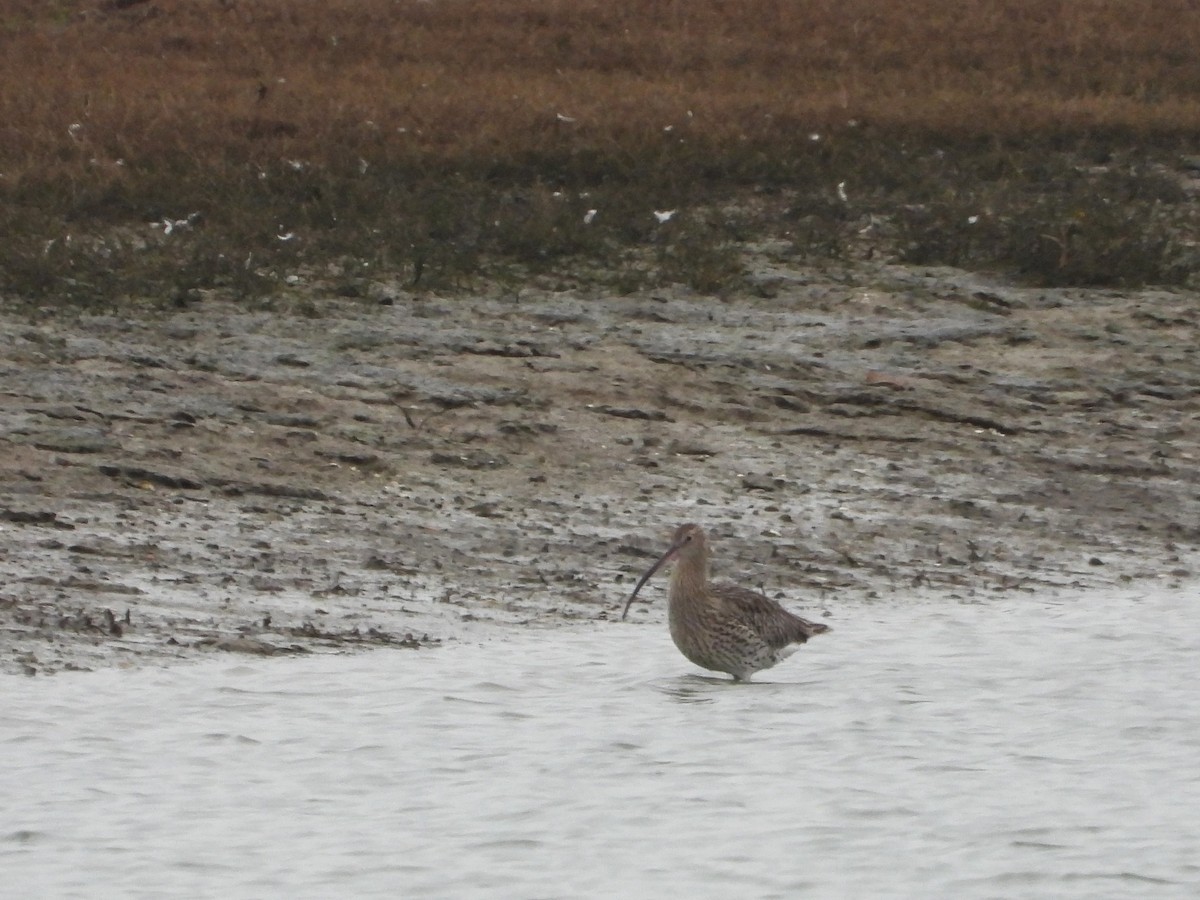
711, 582, 828, 649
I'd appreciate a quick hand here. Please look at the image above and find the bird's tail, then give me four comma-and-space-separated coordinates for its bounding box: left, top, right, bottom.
796, 618, 830, 641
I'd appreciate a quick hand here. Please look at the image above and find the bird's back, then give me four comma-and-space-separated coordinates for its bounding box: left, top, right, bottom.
711, 582, 829, 649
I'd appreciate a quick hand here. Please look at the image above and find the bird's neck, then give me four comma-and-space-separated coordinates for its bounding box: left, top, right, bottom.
669, 549, 709, 603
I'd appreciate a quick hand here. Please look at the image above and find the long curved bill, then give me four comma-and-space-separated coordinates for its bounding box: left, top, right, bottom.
620, 537, 685, 620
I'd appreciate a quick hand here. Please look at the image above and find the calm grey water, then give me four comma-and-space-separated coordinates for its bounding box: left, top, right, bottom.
4, 587, 1199, 899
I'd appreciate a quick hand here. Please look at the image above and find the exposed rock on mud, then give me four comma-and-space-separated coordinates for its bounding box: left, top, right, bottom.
3, 255, 1198, 674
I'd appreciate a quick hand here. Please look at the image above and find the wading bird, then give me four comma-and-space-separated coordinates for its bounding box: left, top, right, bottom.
622, 523, 829, 680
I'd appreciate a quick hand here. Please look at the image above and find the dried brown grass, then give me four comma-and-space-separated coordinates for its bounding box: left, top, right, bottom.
2, 0, 1199, 301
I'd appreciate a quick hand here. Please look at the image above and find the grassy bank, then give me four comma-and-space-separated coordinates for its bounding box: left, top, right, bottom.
2, 0, 1199, 304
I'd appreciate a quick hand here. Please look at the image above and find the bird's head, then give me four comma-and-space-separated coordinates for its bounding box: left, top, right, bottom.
620, 523, 707, 620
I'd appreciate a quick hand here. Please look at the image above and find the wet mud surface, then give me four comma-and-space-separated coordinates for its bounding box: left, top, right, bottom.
3, 253, 1199, 674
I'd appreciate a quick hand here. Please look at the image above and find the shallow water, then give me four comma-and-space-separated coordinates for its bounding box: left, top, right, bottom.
4, 587, 1199, 898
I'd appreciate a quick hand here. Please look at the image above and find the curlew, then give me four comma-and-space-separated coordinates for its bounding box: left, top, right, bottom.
621, 523, 829, 680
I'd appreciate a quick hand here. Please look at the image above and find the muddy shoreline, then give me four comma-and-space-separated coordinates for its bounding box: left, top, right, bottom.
3, 253, 1198, 675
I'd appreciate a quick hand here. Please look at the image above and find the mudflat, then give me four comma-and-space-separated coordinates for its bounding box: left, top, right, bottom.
3, 254, 1198, 674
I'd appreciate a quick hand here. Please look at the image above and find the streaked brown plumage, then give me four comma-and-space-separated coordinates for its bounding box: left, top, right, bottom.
621, 523, 829, 681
